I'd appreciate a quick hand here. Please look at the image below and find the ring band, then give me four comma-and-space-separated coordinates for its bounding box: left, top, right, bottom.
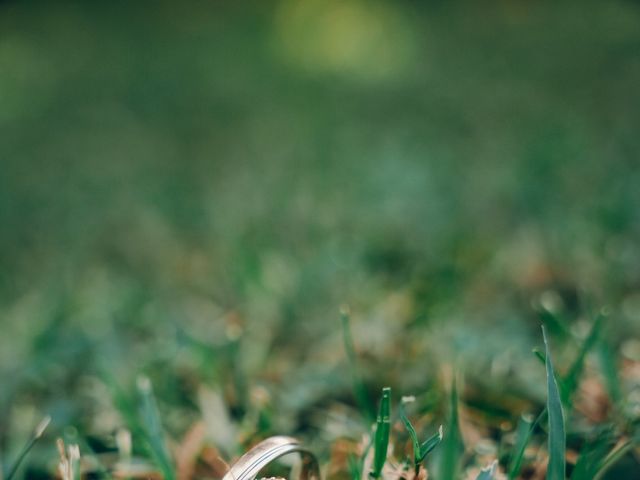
222, 436, 320, 480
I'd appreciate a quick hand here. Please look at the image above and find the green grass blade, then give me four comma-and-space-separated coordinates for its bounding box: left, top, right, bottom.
101, 369, 168, 477
510, 315, 599, 480
3, 415, 51, 480
533, 348, 546, 366
137, 376, 176, 480
508, 413, 536, 480
347, 453, 363, 480
542, 326, 566, 480
400, 396, 442, 478
562, 313, 603, 406
419, 426, 443, 460
341, 306, 375, 421
570, 433, 612, 480
440, 375, 461, 480
399, 397, 421, 464
593, 440, 634, 480
598, 339, 622, 408
371, 387, 391, 478
476, 460, 498, 480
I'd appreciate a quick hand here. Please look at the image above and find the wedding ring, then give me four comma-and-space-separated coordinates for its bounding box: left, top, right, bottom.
222, 436, 320, 480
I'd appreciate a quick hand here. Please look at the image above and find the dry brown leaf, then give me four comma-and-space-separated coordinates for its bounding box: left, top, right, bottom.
200, 445, 231, 479
176, 421, 207, 480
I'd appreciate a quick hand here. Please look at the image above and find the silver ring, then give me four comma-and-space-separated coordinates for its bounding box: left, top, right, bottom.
222, 436, 320, 480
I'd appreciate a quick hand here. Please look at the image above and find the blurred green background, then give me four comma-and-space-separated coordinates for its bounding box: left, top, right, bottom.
1, 0, 640, 476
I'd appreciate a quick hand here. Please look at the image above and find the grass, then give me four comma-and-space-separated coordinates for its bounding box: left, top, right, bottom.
5, 322, 635, 479
543, 326, 566, 480
1, 0, 640, 478
399, 396, 442, 477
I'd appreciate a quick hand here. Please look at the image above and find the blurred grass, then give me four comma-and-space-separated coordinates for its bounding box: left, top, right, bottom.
1, 0, 640, 477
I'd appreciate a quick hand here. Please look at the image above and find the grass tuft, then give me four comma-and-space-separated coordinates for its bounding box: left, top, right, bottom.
400, 396, 443, 477
542, 326, 566, 480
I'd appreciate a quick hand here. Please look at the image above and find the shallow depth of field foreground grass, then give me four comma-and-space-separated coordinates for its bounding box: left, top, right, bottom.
1, 0, 640, 479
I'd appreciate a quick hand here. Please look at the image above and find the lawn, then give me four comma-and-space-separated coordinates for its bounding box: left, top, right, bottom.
1, 1, 639, 479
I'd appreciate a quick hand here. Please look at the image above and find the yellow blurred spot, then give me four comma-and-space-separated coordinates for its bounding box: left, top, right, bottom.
273, 0, 416, 81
